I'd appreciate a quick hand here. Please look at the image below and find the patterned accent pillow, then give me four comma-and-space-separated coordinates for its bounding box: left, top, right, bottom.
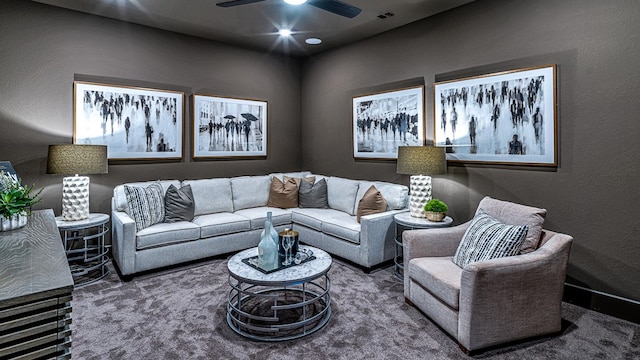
124, 182, 165, 231
299, 178, 329, 209
356, 185, 388, 223
452, 210, 528, 268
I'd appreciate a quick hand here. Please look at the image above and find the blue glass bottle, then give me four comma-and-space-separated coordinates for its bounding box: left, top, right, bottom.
258, 218, 278, 270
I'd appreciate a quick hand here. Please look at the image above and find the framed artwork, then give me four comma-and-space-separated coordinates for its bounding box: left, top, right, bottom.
434, 64, 557, 166
74, 81, 184, 160
353, 85, 425, 159
192, 94, 267, 159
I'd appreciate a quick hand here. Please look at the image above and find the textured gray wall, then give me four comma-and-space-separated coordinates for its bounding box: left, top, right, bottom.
300, 0, 640, 301
0, 1, 302, 217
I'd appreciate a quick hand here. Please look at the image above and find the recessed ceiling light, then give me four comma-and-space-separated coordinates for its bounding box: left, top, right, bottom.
279, 29, 292, 37
305, 38, 322, 45
283, 0, 307, 5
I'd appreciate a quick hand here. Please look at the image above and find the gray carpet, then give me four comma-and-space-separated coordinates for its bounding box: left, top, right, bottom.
72, 256, 640, 360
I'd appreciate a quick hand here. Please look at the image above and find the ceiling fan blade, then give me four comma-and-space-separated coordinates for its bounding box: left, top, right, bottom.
307, 0, 362, 19
216, 0, 267, 8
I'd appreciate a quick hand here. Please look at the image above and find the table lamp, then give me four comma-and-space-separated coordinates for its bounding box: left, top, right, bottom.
397, 146, 446, 218
47, 144, 108, 221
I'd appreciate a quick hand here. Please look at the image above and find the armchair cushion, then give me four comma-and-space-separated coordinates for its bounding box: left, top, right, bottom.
477, 196, 545, 254
453, 210, 528, 268
409, 256, 462, 310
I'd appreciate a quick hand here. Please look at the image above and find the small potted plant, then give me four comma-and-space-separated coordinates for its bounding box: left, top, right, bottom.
0, 171, 42, 231
423, 198, 448, 222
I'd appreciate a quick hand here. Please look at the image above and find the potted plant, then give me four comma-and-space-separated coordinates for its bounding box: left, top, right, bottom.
0, 171, 42, 231
423, 198, 448, 222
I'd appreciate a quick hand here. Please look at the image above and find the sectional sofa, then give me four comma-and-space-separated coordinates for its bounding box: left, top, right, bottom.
111, 171, 409, 276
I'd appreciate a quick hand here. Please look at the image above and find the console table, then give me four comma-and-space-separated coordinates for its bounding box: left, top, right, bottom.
0, 209, 74, 359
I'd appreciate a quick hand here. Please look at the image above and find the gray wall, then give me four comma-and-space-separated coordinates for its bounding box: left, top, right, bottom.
300, 0, 640, 301
0, 1, 302, 217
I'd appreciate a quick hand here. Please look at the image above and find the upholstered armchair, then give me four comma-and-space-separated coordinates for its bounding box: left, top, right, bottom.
403, 197, 573, 353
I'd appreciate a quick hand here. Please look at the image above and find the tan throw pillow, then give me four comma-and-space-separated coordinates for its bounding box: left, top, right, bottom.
283, 175, 316, 188
267, 177, 299, 208
356, 185, 387, 223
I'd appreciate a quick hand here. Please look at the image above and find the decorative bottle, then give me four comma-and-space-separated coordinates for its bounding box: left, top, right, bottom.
266, 211, 279, 250
258, 219, 278, 271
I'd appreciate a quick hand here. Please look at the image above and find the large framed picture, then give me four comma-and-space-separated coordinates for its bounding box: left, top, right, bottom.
192, 94, 267, 159
353, 85, 425, 159
434, 65, 557, 166
74, 81, 184, 160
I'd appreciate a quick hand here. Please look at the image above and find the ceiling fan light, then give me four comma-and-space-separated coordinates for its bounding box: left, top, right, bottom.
283, 0, 307, 5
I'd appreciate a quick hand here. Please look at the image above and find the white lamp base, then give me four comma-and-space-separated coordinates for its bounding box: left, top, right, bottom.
409, 175, 432, 218
62, 175, 90, 221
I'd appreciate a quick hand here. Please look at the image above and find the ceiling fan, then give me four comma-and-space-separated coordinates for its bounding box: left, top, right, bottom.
216, 0, 362, 19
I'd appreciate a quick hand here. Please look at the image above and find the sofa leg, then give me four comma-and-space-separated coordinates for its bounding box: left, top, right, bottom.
404, 297, 414, 307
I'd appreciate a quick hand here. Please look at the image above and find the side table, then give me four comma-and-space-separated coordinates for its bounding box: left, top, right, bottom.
55, 213, 110, 287
394, 212, 453, 279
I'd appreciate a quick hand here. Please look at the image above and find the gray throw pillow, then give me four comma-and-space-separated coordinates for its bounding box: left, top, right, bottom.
164, 184, 195, 222
452, 210, 528, 268
298, 178, 329, 209
124, 182, 165, 231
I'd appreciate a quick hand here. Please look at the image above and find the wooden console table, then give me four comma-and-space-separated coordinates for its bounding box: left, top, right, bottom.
0, 209, 74, 359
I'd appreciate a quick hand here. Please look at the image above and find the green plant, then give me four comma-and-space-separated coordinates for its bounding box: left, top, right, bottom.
424, 198, 448, 213
0, 171, 42, 218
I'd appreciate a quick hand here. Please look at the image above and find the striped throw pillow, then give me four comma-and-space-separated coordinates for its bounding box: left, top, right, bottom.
124, 182, 165, 231
452, 210, 528, 268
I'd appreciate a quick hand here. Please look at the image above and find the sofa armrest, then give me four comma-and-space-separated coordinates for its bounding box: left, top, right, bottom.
457, 231, 573, 351
359, 209, 407, 267
111, 205, 137, 275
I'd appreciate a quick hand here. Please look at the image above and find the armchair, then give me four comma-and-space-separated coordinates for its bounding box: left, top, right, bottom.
403, 197, 573, 353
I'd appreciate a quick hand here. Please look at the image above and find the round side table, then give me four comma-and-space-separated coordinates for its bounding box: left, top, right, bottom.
55, 213, 110, 287
394, 212, 453, 280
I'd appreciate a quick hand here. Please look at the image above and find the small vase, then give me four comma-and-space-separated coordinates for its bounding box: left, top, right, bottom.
0, 213, 28, 232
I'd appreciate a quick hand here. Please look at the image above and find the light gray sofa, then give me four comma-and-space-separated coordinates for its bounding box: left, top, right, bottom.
111, 171, 409, 276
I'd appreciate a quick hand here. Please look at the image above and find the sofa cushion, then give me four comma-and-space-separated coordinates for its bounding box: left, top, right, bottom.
284, 175, 316, 188
298, 178, 329, 209
355, 181, 409, 211
476, 196, 546, 254
356, 185, 387, 223
114, 180, 180, 212
269, 171, 312, 182
321, 212, 361, 244
408, 256, 462, 310
234, 207, 292, 229
183, 178, 234, 216
125, 182, 165, 231
291, 208, 339, 231
164, 184, 195, 223
326, 176, 360, 215
136, 221, 200, 250
267, 177, 299, 208
192, 212, 251, 238
453, 210, 528, 268
230, 175, 270, 210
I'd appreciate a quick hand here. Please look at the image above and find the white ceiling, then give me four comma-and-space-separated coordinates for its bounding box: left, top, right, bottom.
33, 0, 475, 57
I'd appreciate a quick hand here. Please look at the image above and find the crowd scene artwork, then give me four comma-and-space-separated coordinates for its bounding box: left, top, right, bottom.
434, 65, 556, 165
74, 82, 183, 160
353, 86, 424, 159
193, 95, 267, 158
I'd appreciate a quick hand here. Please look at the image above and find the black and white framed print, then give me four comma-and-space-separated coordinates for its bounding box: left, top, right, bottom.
192, 94, 267, 159
74, 81, 184, 160
434, 65, 557, 166
353, 85, 425, 160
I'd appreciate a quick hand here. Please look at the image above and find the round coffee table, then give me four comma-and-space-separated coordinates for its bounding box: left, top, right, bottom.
226, 245, 332, 341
